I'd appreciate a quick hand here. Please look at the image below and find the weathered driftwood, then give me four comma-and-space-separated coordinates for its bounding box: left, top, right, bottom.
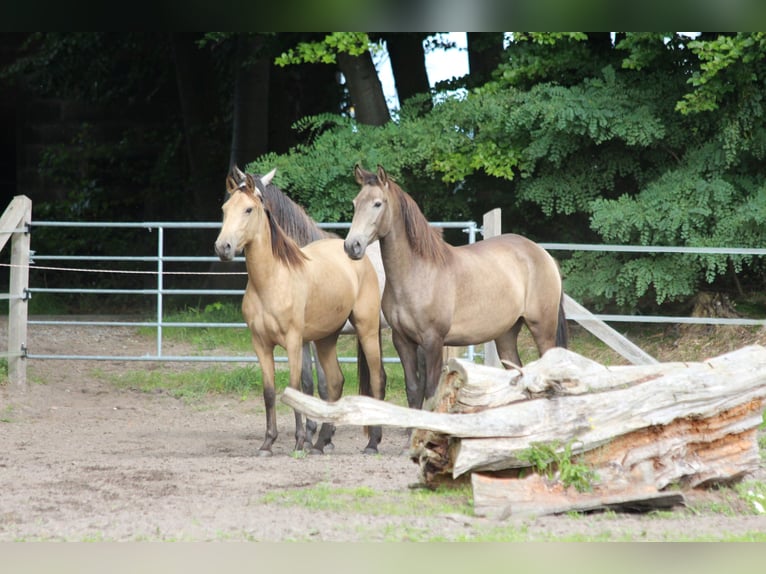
281, 345, 766, 516
471, 472, 686, 518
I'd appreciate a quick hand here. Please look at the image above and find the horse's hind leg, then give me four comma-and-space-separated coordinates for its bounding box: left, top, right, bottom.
309, 334, 344, 454
355, 326, 385, 454
301, 342, 333, 450
494, 319, 524, 368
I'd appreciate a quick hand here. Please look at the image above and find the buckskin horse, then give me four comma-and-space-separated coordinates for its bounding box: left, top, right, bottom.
344, 165, 567, 410
215, 168, 385, 455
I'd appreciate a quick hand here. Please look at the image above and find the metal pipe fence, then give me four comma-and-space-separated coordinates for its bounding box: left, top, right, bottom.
539, 242, 766, 327
10, 219, 766, 366
24, 219, 480, 363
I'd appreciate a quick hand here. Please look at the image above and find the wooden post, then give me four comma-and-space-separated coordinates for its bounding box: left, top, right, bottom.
1, 196, 32, 388
482, 208, 502, 368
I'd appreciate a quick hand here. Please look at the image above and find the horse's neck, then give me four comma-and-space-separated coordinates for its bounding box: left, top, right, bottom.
243, 222, 283, 288
378, 215, 425, 284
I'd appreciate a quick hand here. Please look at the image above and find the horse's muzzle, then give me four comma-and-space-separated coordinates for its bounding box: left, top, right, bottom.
215, 241, 234, 261
344, 237, 366, 260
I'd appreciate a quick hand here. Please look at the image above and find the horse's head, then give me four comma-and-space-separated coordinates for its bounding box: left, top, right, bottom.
214, 166, 275, 261
344, 164, 392, 260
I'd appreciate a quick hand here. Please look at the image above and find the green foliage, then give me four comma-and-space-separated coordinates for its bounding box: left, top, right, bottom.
274, 32, 375, 66
518, 440, 599, 493
677, 33, 766, 115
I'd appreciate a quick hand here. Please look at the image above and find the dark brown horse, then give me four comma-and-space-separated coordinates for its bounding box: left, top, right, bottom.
344, 165, 568, 410
215, 167, 385, 455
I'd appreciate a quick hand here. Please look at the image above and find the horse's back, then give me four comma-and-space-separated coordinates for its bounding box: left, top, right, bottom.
439, 233, 561, 344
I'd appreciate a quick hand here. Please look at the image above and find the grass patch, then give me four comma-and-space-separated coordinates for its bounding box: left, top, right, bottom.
1, 404, 14, 423
99, 358, 408, 407
103, 364, 264, 402
261, 482, 473, 517
140, 302, 252, 353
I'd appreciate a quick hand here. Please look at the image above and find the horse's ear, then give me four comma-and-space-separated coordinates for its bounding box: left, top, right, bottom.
244, 173, 258, 195
245, 173, 263, 199
376, 165, 389, 187
226, 175, 239, 195
354, 164, 366, 185
260, 168, 277, 187
233, 165, 247, 182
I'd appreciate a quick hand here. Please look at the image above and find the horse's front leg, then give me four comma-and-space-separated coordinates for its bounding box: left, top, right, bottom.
253, 342, 278, 456
392, 329, 423, 409
421, 335, 447, 403
286, 336, 308, 453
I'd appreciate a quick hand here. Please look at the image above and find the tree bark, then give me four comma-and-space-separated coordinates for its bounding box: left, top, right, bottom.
229, 35, 270, 169
337, 51, 390, 126
383, 33, 431, 111
170, 33, 225, 220
467, 32, 504, 87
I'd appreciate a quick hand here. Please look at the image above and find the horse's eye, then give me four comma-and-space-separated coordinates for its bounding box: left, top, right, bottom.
373, 200, 383, 208
245, 207, 253, 214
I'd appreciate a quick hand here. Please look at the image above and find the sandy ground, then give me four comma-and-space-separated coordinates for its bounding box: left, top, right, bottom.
1, 319, 765, 541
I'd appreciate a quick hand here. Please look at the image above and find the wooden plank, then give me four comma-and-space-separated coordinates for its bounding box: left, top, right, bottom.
563, 294, 658, 365
4, 196, 31, 388
482, 208, 502, 368
0, 196, 29, 252
471, 472, 685, 518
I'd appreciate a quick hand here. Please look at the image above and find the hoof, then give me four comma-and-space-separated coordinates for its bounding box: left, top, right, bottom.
309, 447, 325, 455
323, 442, 335, 452
256, 449, 273, 457
362, 446, 379, 455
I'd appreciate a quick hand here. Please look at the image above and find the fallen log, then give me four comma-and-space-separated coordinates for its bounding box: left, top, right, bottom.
281, 345, 766, 517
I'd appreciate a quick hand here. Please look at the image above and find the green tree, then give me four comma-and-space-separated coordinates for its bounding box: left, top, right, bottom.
257, 32, 766, 313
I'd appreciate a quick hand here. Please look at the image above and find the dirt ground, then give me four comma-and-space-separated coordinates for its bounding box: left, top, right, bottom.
1, 318, 765, 541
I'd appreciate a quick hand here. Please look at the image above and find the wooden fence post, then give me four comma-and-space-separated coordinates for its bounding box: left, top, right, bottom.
1, 195, 32, 388
482, 209, 502, 367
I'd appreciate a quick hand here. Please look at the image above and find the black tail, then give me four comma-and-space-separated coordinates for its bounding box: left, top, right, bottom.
556, 291, 568, 348
357, 338, 371, 399
356, 330, 387, 400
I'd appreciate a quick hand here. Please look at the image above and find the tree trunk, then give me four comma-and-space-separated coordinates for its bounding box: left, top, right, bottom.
229, 35, 270, 169
268, 60, 340, 154
467, 33, 504, 87
171, 33, 225, 220
337, 51, 390, 126
383, 33, 431, 111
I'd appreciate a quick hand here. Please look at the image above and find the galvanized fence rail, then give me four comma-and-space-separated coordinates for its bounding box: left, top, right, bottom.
5, 216, 766, 368
24, 219, 480, 363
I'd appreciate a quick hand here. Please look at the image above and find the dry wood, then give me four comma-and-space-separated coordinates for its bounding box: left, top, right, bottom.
471, 472, 685, 519
282, 345, 766, 515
